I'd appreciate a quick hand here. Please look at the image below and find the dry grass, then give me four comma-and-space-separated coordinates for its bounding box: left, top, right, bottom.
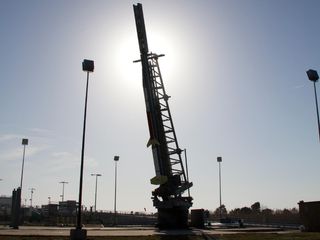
213, 232, 320, 240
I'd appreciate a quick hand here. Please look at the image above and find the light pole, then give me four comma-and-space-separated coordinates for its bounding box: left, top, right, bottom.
306, 69, 320, 142
217, 156, 222, 220
71, 59, 94, 240
91, 173, 102, 212
114, 155, 119, 225
29, 188, 35, 208
11, 138, 28, 229
20, 139, 29, 189
59, 181, 68, 202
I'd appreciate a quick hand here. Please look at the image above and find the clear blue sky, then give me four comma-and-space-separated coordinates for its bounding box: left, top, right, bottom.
0, 0, 319, 213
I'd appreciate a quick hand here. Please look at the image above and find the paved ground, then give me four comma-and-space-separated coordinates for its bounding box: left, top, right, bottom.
0, 226, 300, 237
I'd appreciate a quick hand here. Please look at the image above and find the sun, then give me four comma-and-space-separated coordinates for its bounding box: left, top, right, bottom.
113, 26, 184, 100
113, 34, 141, 93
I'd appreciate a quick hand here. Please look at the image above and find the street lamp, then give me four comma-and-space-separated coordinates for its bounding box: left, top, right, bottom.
217, 156, 222, 220
91, 173, 102, 212
11, 138, 28, 229
20, 138, 29, 189
71, 59, 94, 240
306, 69, 320, 142
114, 155, 120, 225
59, 181, 68, 202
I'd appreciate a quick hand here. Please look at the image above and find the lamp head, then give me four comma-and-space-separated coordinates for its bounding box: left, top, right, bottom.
306, 69, 319, 82
22, 138, 28, 145
82, 59, 94, 72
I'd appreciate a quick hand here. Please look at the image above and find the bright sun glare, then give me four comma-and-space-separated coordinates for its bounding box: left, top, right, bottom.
113, 28, 183, 101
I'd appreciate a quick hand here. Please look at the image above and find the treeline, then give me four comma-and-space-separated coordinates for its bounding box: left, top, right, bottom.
207, 202, 300, 226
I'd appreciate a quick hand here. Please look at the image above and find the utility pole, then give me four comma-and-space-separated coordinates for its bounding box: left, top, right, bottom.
59, 181, 68, 202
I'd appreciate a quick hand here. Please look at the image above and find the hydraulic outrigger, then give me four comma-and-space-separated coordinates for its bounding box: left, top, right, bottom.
133, 3, 193, 228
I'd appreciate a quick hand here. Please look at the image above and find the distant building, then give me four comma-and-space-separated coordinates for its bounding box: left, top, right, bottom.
58, 200, 77, 216
42, 204, 58, 217
299, 200, 320, 232
0, 195, 12, 215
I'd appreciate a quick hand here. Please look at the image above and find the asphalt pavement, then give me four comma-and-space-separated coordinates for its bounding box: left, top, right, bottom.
0, 225, 299, 237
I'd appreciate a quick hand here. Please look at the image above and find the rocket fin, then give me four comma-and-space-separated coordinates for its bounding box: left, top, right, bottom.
150, 175, 168, 185
147, 138, 160, 147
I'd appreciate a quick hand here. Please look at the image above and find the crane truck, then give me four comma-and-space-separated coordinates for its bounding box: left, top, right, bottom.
133, 3, 193, 228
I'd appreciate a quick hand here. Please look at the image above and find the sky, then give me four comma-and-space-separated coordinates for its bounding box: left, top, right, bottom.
0, 0, 320, 213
